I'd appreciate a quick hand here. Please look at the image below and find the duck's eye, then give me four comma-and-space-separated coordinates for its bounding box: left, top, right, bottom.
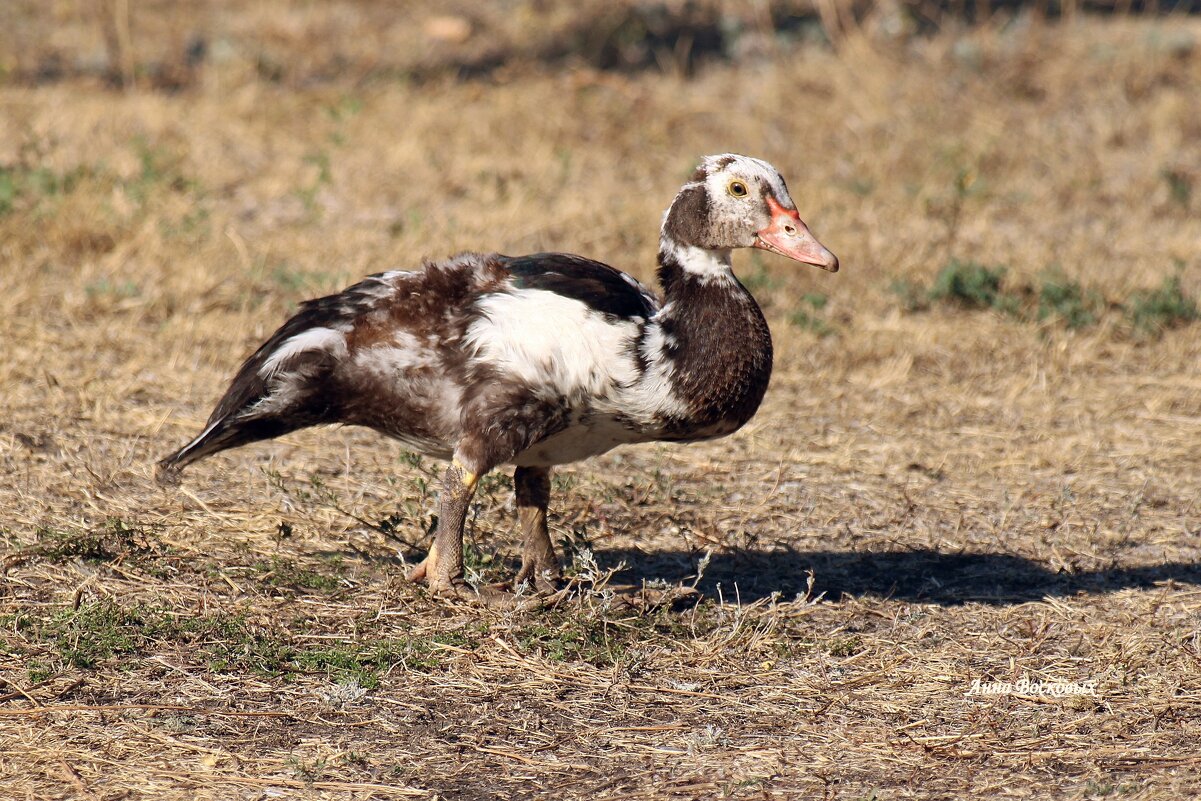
728, 180, 749, 198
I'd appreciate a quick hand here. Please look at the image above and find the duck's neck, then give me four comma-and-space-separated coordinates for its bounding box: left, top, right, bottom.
650, 236, 773, 437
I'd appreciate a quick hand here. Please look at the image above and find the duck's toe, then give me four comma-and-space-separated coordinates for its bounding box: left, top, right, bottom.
427, 577, 559, 611
405, 542, 439, 583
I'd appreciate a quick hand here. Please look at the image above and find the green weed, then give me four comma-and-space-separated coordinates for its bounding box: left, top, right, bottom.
296, 149, 332, 214
0, 163, 86, 216
1126, 273, 1198, 335
844, 177, 875, 197
161, 206, 211, 240
292, 638, 442, 686
551, 473, 578, 493
128, 137, 198, 200
84, 277, 141, 299
516, 618, 619, 664
1037, 269, 1103, 329
286, 755, 328, 783
33, 519, 161, 563
254, 556, 345, 592
1162, 167, 1192, 209
324, 94, 363, 122
888, 278, 930, 312
788, 292, 835, 336
827, 635, 863, 657
476, 471, 513, 498
928, 260, 1007, 310
26, 660, 54, 684
42, 601, 149, 669
18, 600, 452, 686
899, 262, 1128, 332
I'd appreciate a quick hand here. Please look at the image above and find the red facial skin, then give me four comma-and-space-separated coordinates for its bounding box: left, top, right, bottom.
753, 195, 839, 272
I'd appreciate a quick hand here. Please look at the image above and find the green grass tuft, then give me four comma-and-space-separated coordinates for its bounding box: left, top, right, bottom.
788, 292, 835, 336
928, 260, 1007, 310
254, 556, 345, 592
0, 163, 87, 216
888, 278, 930, 312
1037, 269, 1103, 329
1126, 274, 1198, 335
1161, 167, 1192, 210
33, 519, 161, 563
43, 601, 149, 669
17, 600, 458, 686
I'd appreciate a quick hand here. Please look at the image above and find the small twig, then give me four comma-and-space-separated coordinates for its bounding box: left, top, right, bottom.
58, 759, 99, 801
0, 704, 291, 718
473, 744, 592, 771
155, 771, 427, 795
0, 676, 43, 706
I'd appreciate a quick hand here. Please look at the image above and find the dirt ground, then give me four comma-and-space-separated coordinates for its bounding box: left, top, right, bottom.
2, 3, 1201, 799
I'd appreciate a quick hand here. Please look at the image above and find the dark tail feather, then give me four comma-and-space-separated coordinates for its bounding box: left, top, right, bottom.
156, 415, 303, 485
156, 282, 362, 485
156, 354, 334, 485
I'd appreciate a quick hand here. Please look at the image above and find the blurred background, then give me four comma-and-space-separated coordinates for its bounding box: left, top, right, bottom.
4, 6, 1201, 799
2, 1, 1199, 315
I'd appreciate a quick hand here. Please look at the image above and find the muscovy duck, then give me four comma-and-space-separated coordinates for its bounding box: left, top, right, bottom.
158, 154, 837, 602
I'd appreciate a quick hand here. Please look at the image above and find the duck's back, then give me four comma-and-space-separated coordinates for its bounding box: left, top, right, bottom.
159, 251, 664, 476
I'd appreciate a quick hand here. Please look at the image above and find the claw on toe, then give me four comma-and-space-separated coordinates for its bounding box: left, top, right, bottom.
406, 542, 438, 583
406, 545, 569, 610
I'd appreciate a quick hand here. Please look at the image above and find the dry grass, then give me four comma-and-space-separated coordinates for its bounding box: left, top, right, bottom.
3, 3, 1201, 799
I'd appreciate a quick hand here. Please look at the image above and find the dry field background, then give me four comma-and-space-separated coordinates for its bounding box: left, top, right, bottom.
3, 2, 1201, 799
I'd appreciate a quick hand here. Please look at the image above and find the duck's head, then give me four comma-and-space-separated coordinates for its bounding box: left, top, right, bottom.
662, 153, 838, 273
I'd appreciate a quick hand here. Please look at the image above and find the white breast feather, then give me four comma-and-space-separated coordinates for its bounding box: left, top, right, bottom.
466, 289, 640, 400
622, 318, 689, 424
515, 414, 649, 466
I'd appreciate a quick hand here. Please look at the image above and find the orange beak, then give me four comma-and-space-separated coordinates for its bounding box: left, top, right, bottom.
753, 195, 839, 272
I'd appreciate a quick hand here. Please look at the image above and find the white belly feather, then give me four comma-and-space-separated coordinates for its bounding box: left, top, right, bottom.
514, 413, 651, 466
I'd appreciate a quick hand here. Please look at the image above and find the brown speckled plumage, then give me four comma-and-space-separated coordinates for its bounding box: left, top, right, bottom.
158, 154, 837, 604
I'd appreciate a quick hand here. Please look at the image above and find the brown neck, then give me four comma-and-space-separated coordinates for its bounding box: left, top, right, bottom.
654, 240, 773, 436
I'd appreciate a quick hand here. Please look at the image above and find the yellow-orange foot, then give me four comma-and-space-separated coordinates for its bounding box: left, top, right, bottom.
409, 548, 563, 610
405, 540, 439, 584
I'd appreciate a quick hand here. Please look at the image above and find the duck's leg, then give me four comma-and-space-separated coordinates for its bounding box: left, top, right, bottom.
409, 398, 568, 606
404, 458, 516, 608
406, 459, 477, 594
513, 466, 560, 594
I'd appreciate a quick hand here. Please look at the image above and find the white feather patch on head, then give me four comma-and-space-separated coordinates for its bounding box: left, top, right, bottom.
259, 326, 348, 377
702, 153, 796, 210
465, 289, 642, 401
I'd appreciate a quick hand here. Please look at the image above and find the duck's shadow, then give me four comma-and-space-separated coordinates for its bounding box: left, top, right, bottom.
596, 546, 1201, 606
323, 542, 1201, 606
